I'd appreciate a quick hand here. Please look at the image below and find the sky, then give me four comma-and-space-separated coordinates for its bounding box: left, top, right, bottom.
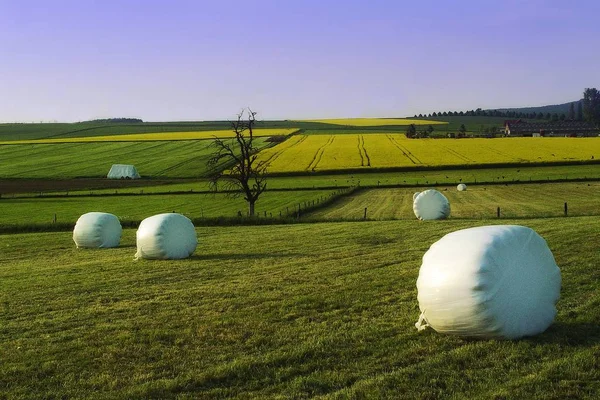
1, 0, 599, 122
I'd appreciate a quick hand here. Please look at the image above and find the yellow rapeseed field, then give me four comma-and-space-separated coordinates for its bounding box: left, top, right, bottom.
257, 134, 600, 172
0, 129, 299, 144
301, 118, 448, 126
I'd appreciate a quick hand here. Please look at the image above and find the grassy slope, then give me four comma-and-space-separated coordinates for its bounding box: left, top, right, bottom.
306, 182, 600, 220
0, 120, 420, 141
0, 139, 269, 179
412, 116, 510, 132
19, 164, 599, 196
0, 190, 338, 225
1, 218, 598, 399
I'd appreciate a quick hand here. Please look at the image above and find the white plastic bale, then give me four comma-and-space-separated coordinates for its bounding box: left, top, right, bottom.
73, 212, 122, 248
135, 213, 197, 260
457, 183, 467, 191
107, 164, 140, 179
415, 225, 561, 339
413, 189, 450, 220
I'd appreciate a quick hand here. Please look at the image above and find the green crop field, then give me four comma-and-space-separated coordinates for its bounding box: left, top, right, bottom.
302, 118, 447, 127
0, 139, 271, 179
22, 164, 596, 197
257, 134, 600, 173
0, 129, 298, 144
1, 218, 598, 398
0, 190, 338, 226
305, 182, 600, 220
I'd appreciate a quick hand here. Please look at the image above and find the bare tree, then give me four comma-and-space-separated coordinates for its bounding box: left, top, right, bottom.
207, 109, 267, 216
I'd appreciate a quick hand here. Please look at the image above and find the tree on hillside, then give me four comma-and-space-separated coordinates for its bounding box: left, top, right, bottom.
406, 123, 417, 138
568, 102, 576, 120
458, 124, 467, 137
207, 109, 267, 217
426, 125, 434, 136
583, 88, 600, 127
577, 101, 584, 121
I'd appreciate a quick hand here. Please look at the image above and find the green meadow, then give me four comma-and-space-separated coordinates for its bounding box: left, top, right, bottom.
1, 218, 599, 399
306, 182, 600, 220
1, 117, 600, 398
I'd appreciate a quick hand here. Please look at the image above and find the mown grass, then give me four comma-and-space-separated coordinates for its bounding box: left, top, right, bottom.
0, 190, 339, 225
301, 118, 447, 126
1, 218, 598, 398
17, 164, 598, 197
0, 129, 298, 144
0, 139, 269, 179
306, 182, 600, 220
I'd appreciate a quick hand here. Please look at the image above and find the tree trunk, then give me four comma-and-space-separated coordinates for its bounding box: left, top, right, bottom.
249, 200, 255, 217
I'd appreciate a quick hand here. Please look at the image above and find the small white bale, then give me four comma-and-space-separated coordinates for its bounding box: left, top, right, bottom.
413, 189, 450, 220
415, 225, 561, 339
107, 164, 140, 179
457, 183, 467, 191
135, 213, 197, 260
73, 212, 122, 248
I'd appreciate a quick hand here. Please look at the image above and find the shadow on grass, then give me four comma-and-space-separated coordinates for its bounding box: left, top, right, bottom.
528, 321, 600, 346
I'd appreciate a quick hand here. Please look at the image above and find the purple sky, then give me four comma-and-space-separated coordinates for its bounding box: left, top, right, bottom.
1, 0, 599, 122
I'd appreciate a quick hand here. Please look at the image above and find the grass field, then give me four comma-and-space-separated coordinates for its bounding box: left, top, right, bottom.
0, 129, 298, 144
305, 182, 600, 220
1, 218, 598, 398
257, 134, 600, 173
0, 139, 271, 179
10, 164, 593, 196
0, 190, 338, 226
302, 118, 447, 127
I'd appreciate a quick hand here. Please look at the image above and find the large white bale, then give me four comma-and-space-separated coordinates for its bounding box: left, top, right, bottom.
457, 183, 467, 191
73, 212, 122, 248
413, 189, 450, 220
415, 225, 561, 339
135, 213, 197, 260
107, 164, 140, 179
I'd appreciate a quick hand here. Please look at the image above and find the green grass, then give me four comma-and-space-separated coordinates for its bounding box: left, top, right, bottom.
0, 120, 409, 141
306, 182, 600, 220
0, 117, 512, 142
0, 190, 338, 226
0, 139, 270, 179
412, 116, 513, 132
1, 218, 599, 398
7, 164, 600, 197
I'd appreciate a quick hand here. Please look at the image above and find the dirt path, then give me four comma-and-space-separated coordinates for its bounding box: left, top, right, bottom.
0, 178, 189, 194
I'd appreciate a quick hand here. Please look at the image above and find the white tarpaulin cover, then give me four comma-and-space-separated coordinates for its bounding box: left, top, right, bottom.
135, 213, 197, 260
413, 190, 451, 220
107, 164, 140, 179
415, 225, 561, 339
457, 183, 467, 191
73, 212, 122, 248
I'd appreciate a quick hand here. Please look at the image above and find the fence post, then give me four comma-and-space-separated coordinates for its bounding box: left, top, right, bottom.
497, 207, 500, 218
53, 214, 57, 224
564, 202, 568, 217
363, 208, 367, 220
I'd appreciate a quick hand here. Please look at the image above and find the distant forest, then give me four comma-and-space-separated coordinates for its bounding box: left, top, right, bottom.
80, 118, 143, 124
414, 100, 583, 123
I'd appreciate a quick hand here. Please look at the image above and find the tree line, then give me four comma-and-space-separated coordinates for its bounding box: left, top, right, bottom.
413, 87, 600, 126
413, 107, 577, 122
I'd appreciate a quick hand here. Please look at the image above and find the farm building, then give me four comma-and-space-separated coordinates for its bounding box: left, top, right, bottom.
107, 164, 140, 179
504, 121, 599, 137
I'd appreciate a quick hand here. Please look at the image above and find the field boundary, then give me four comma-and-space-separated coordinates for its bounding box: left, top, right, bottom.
261, 159, 600, 177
